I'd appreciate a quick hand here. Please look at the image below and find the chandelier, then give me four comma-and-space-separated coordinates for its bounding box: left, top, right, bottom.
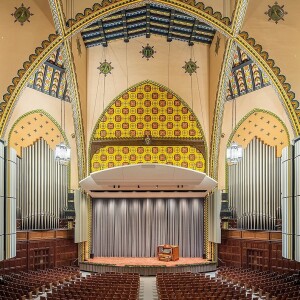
227, 141, 242, 165
227, 98, 242, 165
55, 142, 71, 165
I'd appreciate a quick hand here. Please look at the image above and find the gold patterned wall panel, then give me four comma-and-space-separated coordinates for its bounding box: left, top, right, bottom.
231, 110, 289, 157
91, 81, 206, 172
9, 110, 68, 157
92, 81, 203, 140
91, 145, 205, 172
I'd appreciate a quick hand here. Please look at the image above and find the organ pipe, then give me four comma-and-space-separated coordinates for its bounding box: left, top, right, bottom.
281, 145, 293, 260
0, 140, 4, 261
208, 190, 221, 244
5, 147, 17, 259
295, 138, 300, 262
0, 140, 17, 261
228, 138, 281, 230
17, 138, 68, 230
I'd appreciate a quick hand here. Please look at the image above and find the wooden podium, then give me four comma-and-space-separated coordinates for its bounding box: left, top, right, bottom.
157, 244, 179, 261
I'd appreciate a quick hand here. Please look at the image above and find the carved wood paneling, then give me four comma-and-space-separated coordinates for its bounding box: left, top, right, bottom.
0, 229, 77, 274
219, 229, 300, 274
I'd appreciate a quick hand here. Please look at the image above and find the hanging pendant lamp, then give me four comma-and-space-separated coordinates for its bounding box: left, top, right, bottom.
227, 98, 242, 165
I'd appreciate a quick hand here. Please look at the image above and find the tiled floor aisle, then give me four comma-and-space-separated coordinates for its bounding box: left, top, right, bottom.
139, 276, 157, 300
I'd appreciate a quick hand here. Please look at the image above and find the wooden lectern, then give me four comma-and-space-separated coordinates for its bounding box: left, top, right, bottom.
157, 244, 179, 261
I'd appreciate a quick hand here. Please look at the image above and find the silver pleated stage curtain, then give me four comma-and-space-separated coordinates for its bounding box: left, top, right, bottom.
228, 137, 281, 230
92, 198, 204, 257
17, 138, 68, 230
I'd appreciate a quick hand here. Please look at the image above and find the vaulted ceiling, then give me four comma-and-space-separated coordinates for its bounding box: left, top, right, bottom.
81, 3, 216, 47
1, 0, 299, 183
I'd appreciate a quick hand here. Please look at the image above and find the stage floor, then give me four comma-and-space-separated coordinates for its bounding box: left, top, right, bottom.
87, 257, 207, 267
80, 257, 217, 276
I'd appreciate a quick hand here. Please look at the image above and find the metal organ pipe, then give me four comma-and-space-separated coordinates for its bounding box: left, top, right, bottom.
228, 138, 281, 230
0, 140, 4, 261
17, 138, 68, 230
295, 138, 300, 261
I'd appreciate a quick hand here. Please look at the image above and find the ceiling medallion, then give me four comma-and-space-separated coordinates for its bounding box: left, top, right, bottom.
265, 2, 287, 24
140, 44, 156, 60
215, 36, 221, 55
183, 59, 199, 76
97, 60, 113, 76
11, 3, 33, 26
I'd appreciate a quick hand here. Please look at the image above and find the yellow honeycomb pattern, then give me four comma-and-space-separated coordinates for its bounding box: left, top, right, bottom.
92, 81, 203, 140
91, 145, 205, 172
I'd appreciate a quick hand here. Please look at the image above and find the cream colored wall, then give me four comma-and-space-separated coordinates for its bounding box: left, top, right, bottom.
87, 35, 210, 157
0, 0, 55, 108
3, 87, 79, 190
217, 85, 295, 190
209, 33, 227, 139
242, 0, 300, 106
72, 33, 87, 142
198, 0, 235, 18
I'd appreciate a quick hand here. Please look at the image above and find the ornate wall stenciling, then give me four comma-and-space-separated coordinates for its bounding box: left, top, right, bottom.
27, 47, 70, 101
91, 145, 205, 172
0, 33, 60, 135
237, 32, 299, 132
1, 0, 299, 140
227, 109, 290, 157
8, 109, 69, 157
226, 47, 270, 100
91, 80, 206, 172
92, 81, 204, 140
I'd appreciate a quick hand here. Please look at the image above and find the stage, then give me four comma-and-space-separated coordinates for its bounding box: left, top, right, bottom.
79, 257, 217, 276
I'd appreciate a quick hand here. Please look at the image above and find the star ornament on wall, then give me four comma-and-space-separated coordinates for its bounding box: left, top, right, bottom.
182, 59, 199, 76
11, 3, 33, 26
265, 2, 287, 24
140, 44, 156, 60
97, 60, 113, 76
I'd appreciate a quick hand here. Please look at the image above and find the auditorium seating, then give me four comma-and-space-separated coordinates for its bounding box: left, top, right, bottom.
156, 272, 252, 300
0, 266, 80, 300
217, 267, 300, 300
43, 272, 140, 300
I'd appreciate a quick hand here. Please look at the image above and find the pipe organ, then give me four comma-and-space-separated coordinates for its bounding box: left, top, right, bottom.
17, 138, 68, 230
0, 140, 17, 261
281, 137, 300, 261
208, 190, 221, 244
228, 138, 281, 230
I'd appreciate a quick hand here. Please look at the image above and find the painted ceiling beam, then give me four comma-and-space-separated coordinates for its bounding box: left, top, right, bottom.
97, 20, 107, 47
167, 9, 175, 42
146, 4, 150, 38
122, 11, 129, 43
188, 20, 199, 46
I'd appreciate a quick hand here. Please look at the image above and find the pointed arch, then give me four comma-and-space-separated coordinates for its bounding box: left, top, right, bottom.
227, 108, 290, 157
89, 80, 206, 173
8, 109, 69, 157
